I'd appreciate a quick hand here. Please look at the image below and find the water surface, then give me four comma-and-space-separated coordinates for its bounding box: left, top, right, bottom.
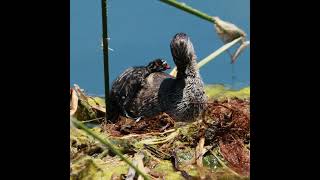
71, 0, 250, 95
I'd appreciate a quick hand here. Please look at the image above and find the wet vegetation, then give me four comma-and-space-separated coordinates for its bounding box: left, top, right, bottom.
70, 84, 250, 179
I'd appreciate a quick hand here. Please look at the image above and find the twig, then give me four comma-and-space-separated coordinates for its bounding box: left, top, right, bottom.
195, 137, 205, 167
81, 117, 105, 123
138, 129, 180, 145
143, 150, 162, 163
119, 129, 176, 139
97, 149, 109, 159
143, 144, 171, 160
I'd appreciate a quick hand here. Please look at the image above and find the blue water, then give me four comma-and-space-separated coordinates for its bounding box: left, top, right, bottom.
71, 0, 250, 95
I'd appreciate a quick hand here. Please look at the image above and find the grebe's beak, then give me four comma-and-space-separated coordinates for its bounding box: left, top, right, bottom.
165, 64, 171, 70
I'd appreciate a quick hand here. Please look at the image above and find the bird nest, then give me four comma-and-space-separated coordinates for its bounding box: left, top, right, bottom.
70, 85, 250, 179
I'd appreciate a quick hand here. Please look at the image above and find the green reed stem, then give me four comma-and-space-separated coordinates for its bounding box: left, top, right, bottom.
101, 0, 110, 120
159, 0, 216, 23
197, 37, 242, 68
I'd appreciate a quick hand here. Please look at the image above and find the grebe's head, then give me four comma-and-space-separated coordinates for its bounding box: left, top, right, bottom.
170, 33, 196, 67
147, 59, 170, 72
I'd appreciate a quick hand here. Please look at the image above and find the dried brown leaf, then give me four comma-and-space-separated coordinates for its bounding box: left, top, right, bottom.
70, 89, 79, 116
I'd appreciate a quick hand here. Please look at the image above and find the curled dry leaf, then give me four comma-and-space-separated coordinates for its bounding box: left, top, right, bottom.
213, 16, 246, 44
213, 16, 249, 63
70, 88, 79, 116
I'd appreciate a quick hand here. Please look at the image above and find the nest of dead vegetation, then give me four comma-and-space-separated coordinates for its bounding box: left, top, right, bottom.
70, 85, 250, 179
203, 98, 250, 176
102, 112, 175, 136
203, 98, 250, 144
107, 98, 250, 177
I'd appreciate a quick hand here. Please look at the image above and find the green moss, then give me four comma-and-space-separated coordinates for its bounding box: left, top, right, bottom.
205, 84, 250, 99
87, 97, 105, 107
153, 160, 184, 180
75, 99, 97, 121
71, 156, 129, 180
70, 127, 96, 147
187, 167, 199, 177
203, 155, 222, 170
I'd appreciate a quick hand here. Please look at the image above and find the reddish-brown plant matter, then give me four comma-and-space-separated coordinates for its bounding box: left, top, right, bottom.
219, 139, 250, 176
